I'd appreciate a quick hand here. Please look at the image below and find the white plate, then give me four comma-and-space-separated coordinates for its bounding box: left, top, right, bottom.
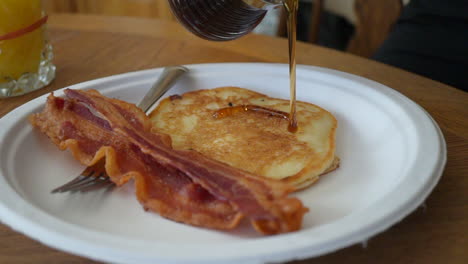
0, 63, 446, 264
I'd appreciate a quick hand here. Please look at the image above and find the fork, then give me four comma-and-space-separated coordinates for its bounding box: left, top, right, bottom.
51, 66, 189, 193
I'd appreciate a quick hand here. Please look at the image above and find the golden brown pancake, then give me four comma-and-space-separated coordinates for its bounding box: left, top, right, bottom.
149, 87, 338, 190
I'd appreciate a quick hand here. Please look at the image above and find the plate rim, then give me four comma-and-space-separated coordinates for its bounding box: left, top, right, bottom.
0, 63, 447, 264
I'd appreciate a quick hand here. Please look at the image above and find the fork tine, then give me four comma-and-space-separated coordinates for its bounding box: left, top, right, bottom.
79, 179, 115, 193
70, 173, 111, 192
51, 170, 99, 193
51, 160, 108, 193
61, 173, 109, 193
51, 175, 90, 193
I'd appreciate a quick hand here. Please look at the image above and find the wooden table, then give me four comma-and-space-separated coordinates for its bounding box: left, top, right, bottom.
0, 14, 466, 264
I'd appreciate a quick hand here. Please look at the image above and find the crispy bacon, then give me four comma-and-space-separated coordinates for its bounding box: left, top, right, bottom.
29, 89, 308, 234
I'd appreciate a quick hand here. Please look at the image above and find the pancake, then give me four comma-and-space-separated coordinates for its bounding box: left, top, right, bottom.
149, 87, 339, 190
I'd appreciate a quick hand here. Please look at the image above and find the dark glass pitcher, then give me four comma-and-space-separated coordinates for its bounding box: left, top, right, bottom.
167, 0, 283, 41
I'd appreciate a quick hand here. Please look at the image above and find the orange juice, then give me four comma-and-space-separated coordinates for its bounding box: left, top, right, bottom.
0, 0, 55, 97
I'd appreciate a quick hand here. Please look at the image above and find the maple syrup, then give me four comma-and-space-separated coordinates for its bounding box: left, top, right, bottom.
284, 0, 299, 133
213, 105, 290, 120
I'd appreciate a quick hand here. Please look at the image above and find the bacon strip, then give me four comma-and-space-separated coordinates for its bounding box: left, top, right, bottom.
29, 89, 308, 234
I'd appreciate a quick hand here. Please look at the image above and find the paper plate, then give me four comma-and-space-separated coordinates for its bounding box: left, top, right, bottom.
0, 63, 446, 264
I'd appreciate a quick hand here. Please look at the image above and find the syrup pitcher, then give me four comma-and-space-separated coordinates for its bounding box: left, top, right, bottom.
167, 0, 288, 41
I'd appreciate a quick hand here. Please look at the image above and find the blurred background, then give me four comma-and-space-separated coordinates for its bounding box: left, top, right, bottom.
42, 0, 407, 58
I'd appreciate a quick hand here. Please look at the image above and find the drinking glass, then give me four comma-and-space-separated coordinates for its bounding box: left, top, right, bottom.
0, 0, 56, 98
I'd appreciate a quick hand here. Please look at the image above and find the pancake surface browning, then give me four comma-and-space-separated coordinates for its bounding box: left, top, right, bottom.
150, 87, 338, 190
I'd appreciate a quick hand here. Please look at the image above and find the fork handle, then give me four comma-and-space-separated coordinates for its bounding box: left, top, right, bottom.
137, 66, 189, 113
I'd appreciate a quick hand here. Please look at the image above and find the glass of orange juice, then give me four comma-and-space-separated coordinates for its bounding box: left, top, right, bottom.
0, 0, 55, 98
